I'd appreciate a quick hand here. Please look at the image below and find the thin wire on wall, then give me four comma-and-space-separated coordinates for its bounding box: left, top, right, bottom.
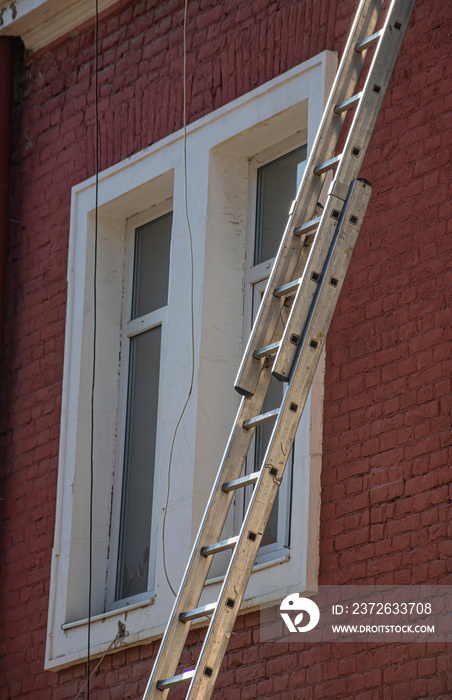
70, 0, 192, 696
87, 0, 99, 695
82, 9, 194, 697
74, 636, 115, 700
161, 0, 195, 597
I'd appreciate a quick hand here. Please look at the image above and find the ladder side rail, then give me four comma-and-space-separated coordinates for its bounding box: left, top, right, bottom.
331, 0, 416, 197
186, 179, 372, 699
272, 0, 416, 382
144, 35, 376, 682
143, 367, 274, 699
271, 190, 355, 382
234, 0, 383, 397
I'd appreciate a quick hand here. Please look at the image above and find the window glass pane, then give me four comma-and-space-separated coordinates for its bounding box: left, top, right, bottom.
132, 212, 172, 318
254, 146, 307, 265
116, 325, 161, 600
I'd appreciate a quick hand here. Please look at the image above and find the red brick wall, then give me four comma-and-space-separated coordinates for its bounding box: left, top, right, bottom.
1, 0, 451, 698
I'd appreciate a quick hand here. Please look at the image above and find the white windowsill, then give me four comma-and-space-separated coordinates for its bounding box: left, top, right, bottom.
61, 596, 155, 631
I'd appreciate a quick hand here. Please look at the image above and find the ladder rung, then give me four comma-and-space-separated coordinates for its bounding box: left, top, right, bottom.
334, 91, 363, 115
355, 28, 383, 53
274, 278, 302, 298
201, 536, 239, 557
314, 154, 342, 176
179, 602, 217, 623
293, 216, 321, 237
243, 407, 279, 430
253, 341, 280, 360
222, 471, 260, 493
156, 669, 195, 691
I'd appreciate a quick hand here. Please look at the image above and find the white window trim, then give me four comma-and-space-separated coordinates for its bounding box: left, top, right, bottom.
46, 50, 337, 670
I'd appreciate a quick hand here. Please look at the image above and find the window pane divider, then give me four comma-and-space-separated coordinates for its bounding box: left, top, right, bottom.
126, 306, 168, 338
247, 258, 276, 287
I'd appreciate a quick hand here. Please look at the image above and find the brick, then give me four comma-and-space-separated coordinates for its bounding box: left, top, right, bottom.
2, 2, 452, 700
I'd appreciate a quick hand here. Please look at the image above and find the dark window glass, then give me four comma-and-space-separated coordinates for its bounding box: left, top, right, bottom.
116, 325, 161, 601
254, 146, 307, 265
131, 212, 172, 318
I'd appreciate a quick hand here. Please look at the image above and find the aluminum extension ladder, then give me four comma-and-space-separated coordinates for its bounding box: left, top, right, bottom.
143, 1, 416, 697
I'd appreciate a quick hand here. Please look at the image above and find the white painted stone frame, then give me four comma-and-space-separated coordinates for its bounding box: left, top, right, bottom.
46, 50, 337, 670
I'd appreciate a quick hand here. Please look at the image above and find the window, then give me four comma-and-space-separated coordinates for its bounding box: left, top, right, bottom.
109, 212, 172, 608
249, 146, 307, 560
46, 50, 335, 670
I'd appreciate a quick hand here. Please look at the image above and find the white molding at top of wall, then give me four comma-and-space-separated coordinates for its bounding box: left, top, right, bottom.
0, 0, 118, 50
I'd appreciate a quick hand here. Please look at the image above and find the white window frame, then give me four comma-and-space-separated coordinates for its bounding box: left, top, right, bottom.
46, 50, 336, 670
107, 205, 172, 611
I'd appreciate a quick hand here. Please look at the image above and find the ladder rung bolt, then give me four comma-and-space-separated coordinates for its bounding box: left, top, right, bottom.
349, 215, 358, 225
309, 339, 319, 349
226, 598, 235, 609
311, 271, 320, 282
248, 531, 257, 542
204, 667, 213, 678
329, 277, 339, 287
372, 84, 382, 94
290, 333, 300, 345
269, 467, 278, 477
352, 147, 361, 157
394, 21, 402, 31
289, 402, 298, 412
331, 209, 341, 220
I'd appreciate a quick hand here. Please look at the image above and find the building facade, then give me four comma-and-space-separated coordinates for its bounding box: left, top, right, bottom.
0, 0, 451, 698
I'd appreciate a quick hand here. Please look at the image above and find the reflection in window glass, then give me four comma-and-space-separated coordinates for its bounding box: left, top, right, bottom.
116, 325, 161, 600
254, 146, 307, 265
